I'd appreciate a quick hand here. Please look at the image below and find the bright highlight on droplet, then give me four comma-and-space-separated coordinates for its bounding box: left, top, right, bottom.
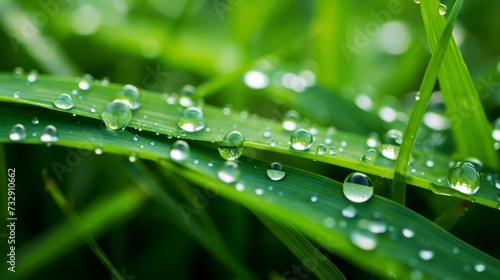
218, 161, 240, 183
244, 70, 269, 89
290, 129, 313, 151
40, 125, 58, 142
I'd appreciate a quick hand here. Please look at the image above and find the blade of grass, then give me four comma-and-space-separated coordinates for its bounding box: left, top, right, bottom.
433, 201, 470, 231
420, 0, 499, 169
42, 170, 124, 280
392, 0, 463, 204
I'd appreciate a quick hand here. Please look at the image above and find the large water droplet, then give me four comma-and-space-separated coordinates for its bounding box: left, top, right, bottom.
381, 129, 403, 160
178, 107, 205, 132
361, 149, 377, 165
218, 130, 245, 160
101, 99, 132, 130
218, 161, 240, 183
343, 172, 374, 203
448, 161, 480, 195
419, 250, 434, 260
53, 93, 74, 110
267, 162, 286, 181
282, 110, 300, 131
438, 3, 447, 15
78, 73, 93, 90
9, 124, 27, 141
40, 125, 58, 142
117, 84, 141, 110
170, 140, 190, 161
414, 0, 420, 4
290, 129, 313, 151
179, 84, 196, 107
350, 230, 377, 251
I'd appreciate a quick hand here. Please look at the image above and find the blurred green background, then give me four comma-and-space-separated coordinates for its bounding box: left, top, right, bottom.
1, 0, 500, 279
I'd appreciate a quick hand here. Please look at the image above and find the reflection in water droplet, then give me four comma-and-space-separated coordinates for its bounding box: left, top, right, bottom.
178, 107, 205, 132
9, 124, 27, 141
101, 100, 132, 130
255, 188, 264, 196
381, 129, 403, 160
267, 162, 286, 181
53, 93, 74, 110
316, 144, 327, 155
474, 263, 485, 273
244, 70, 269, 89
343, 172, 373, 203
270, 139, 278, 147
361, 149, 377, 165
27, 70, 38, 83
448, 161, 480, 195
117, 84, 141, 110
31, 117, 39, 124
290, 129, 313, 150
170, 140, 190, 161
218, 130, 245, 160
218, 161, 240, 183
310, 196, 318, 203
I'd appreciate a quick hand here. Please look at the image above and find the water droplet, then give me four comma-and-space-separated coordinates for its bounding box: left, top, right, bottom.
267, 162, 286, 181
329, 146, 336, 155
282, 110, 300, 131
290, 129, 313, 151
448, 161, 480, 195
438, 3, 447, 15
367, 218, 387, 234
95, 147, 103, 155
13, 67, 24, 76
418, 250, 434, 260
78, 73, 93, 90
315, 144, 327, 155
414, 91, 421, 101
178, 107, 205, 132
270, 139, 278, 147
179, 84, 196, 107
402, 228, 415, 238
262, 127, 272, 138
255, 188, 264, 195
9, 124, 27, 141
31, 117, 39, 124
90, 105, 96, 113
244, 70, 269, 89
117, 84, 141, 110
40, 125, 58, 142
474, 263, 485, 272
342, 205, 357, 218
343, 172, 374, 203
414, 0, 420, 4
310, 195, 318, 203
424, 111, 450, 131
425, 160, 434, 168
101, 100, 132, 130
361, 149, 377, 165
170, 140, 190, 161
218, 161, 240, 183
366, 133, 379, 148
235, 182, 245, 192
132, 134, 139, 142
492, 118, 500, 141
150, 141, 155, 146
53, 93, 74, 110
27, 70, 38, 83
464, 157, 483, 173
350, 230, 377, 251
128, 151, 137, 162
13, 91, 20, 99
381, 129, 403, 160
218, 130, 245, 160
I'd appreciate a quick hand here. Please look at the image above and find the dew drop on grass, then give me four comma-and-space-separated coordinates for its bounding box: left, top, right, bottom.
381, 129, 403, 160
464, 157, 483, 173
270, 139, 278, 147
178, 107, 205, 132
95, 147, 103, 155
361, 149, 377, 165
9, 124, 27, 141
26, 70, 38, 83
438, 3, 447, 15
366, 134, 379, 148
244, 70, 269, 89
414, 91, 421, 101
282, 110, 300, 131
218, 130, 245, 160
170, 140, 190, 161
425, 160, 434, 168
267, 162, 285, 181
290, 129, 313, 150
218, 161, 240, 183
448, 161, 480, 195
402, 228, 415, 238
133, 134, 139, 142
40, 125, 58, 142
53, 93, 74, 110
13, 67, 24, 76
419, 250, 434, 260
128, 151, 137, 162
117, 84, 141, 110
350, 230, 377, 251
78, 73, 93, 90
492, 118, 500, 141
90, 105, 96, 113
255, 188, 264, 196
235, 182, 245, 192
101, 99, 132, 130
316, 144, 326, 155
342, 205, 357, 218
474, 263, 486, 273
13, 91, 20, 99
414, 0, 420, 4
179, 84, 196, 107
310, 195, 318, 203
343, 172, 374, 203
31, 117, 39, 124
329, 146, 336, 155
262, 127, 272, 138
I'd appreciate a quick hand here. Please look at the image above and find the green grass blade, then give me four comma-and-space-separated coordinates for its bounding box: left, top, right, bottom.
434, 201, 469, 231
392, 0, 463, 204
419, 0, 499, 169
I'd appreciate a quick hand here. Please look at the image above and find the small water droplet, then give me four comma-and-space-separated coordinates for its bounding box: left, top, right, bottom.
101, 100, 132, 130
290, 129, 313, 151
282, 110, 300, 131
438, 3, 447, 15
262, 127, 272, 138
350, 230, 377, 251
132, 134, 139, 142
179, 84, 196, 107
366, 134, 379, 148
95, 147, 103, 155
267, 162, 286, 181
361, 149, 377, 165
381, 129, 403, 160
342, 205, 357, 218
90, 105, 96, 113
474, 263, 486, 273
235, 182, 245, 192
402, 228, 415, 238
419, 250, 434, 260
78, 73, 93, 90
425, 160, 434, 168
218, 161, 240, 183
13, 91, 20, 99
13, 67, 24, 76
448, 161, 480, 195
9, 124, 27, 141
414, 0, 420, 4
414, 91, 421, 101
244, 70, 269, 89
31, 117, 39, 124
26, 70, 38, 83
343, 172, 374, 203
329, 146, 336, 155
218, 130, 245, 160
323, 217, 335, 228
270, 139, 278, 147
40, 125, 58, 142
492, 118, 500, 141
53, 93, 74, 110
178, 107, 205, 132
310, 195, 318, 203
117, 84, 141, 109
367, 217, 387, 234
316, 144, 327, 155
255, 188, 264, 195
170, 140, 190, 161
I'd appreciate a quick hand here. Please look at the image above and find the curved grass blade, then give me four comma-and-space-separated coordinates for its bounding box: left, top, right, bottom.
1, 104, 499, 278
419, 0, 499, 169
392, 0, 463, 204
